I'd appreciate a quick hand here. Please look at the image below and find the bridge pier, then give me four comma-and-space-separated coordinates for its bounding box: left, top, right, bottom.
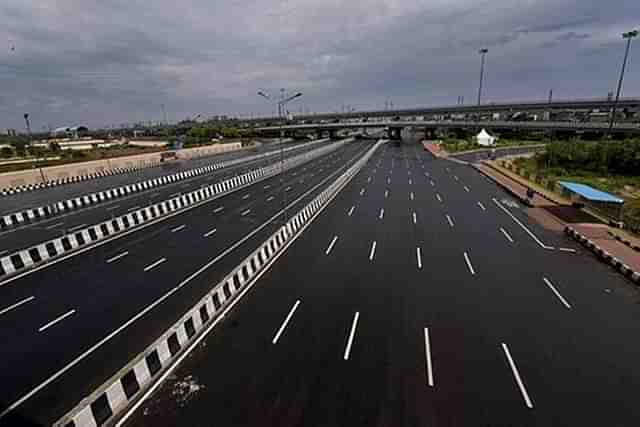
388, 127, 403, 140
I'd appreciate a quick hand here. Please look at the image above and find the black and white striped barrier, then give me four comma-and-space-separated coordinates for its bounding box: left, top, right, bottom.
0, 139, 348, 282
0, 139, 331, 230
53, 139, 386, 427
565, 226, 640, 284
608, 231, 640, 253
0, 163, 163, 196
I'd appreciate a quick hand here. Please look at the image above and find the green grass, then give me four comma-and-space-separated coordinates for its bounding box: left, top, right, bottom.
513, 156, 640, 230
440, 138, 545, 153
0, 146, 163, 174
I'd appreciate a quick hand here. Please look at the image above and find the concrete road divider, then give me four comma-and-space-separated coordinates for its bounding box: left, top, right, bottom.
0, 138, 331, 231
52, 139, 385, 427
565, 226, 640, 285
0, 139, 348, 283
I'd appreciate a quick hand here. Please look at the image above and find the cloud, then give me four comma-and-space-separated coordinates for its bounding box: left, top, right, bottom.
0, 0, 639, 129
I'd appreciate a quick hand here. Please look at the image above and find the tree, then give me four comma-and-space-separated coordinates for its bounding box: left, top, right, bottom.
0, 147, 13, 158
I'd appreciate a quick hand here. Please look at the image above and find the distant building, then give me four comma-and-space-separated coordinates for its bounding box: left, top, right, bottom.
50, 126, 89, 139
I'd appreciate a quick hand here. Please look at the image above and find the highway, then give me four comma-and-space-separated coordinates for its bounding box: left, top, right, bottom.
0, 139, 335, 256
0, 139, 371, 426
124, 139, 640, 426
0, 139, 315, 215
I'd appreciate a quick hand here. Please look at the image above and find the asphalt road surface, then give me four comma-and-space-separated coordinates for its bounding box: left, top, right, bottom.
125, 139, 640, 427
0, 140, 315, 215
0, 140, 371, 426
0, 139, 335, 255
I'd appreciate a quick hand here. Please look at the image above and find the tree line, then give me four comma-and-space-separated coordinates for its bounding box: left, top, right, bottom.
537, 140, 640, 176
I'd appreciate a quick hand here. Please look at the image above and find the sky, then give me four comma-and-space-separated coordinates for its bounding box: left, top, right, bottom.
0, 0, 639, 130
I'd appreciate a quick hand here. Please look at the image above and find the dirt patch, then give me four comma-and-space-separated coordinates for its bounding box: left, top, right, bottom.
543, 205, 603, 224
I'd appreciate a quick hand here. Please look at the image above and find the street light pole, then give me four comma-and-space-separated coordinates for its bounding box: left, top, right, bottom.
258, 90, 302, 224
477, 48, 488, 107
607, 30, 638, 139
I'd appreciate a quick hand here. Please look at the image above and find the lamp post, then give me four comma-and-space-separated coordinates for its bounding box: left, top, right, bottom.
607, 30, 638, 139
258, 90, 302, 224
477, 48, 488, 107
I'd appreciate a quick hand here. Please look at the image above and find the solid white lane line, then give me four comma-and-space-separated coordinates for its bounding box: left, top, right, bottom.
436, 193, 442, 202
463, 251, 475, 275
379, 208, 384, 220
343, 312, 360, 360
492, 198, 553, 250
410, 192, 414, 201
203, 228, 217, 238
171, 225, 186, 233
213, 206, 224, 213
272, 300, 301, 344
500, 227, 514, 243
241, 209, 251, 216
369, 241, 377, 261
348, 206, 355, 216
106, 205, 120, 211
477, 201, 486, 211
0, 296, 35, 316
325, 236, 338, 255
127, 206, 141, 212
543, 277, 572, 309
464, 185, 470, 192
38, 309, 76, 333
106, 251, 129, 264
413, 212, 417, 224
502, 343, 534, 409
416, 247, 422, 269
558, 247, 576, 253
67, 223, 87, 232
143, 258, 167, 272
446, 215, 454, 227
385, 189, 389, 198
266, 196, 275, 202
45, 222, 64, 230
242, 194, 250, 200
424, 327, 434, 386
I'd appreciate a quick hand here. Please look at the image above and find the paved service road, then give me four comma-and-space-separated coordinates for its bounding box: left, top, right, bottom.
0, 141, 313, 215
0, 140, 334, 255
0, 140, 372, 426
126, 139, 640, 427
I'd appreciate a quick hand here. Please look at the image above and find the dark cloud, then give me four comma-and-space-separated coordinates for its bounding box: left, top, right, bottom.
0, 0, 639, 129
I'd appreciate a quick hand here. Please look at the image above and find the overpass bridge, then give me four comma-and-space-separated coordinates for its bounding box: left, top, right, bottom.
255, 120, 640, 139
246, 97, 640, 123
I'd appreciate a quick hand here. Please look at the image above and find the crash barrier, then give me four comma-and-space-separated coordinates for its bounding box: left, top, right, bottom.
0, 139, 348, 282
53, 139, 385, 427
0, 139, 331, 230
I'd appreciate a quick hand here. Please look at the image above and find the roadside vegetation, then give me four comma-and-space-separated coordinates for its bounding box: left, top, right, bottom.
439, 137, 545, 153
512, 139, 640, 231
0, 142, 163, 174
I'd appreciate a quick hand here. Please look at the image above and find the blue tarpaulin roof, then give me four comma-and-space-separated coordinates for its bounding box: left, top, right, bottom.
558, 181, 624, 204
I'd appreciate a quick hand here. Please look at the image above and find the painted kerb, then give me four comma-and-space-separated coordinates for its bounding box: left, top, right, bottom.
0, 138, 331, 230
0, 139, 347, 282
53, 139, 385, 427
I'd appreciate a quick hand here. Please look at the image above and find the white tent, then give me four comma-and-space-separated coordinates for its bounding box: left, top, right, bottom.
476, 128, 496, 146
